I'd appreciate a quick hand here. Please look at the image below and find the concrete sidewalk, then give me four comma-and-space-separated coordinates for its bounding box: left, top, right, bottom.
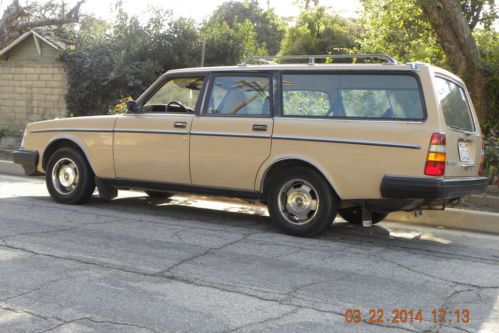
387, 208, 499, 234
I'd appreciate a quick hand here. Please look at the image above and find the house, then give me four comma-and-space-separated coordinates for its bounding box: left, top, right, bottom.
0, 29, 68, 135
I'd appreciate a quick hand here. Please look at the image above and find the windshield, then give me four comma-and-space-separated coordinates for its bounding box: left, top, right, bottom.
434, 77, 475, 132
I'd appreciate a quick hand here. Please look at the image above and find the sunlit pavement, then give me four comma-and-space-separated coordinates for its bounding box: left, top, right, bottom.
0, 174, 498, 333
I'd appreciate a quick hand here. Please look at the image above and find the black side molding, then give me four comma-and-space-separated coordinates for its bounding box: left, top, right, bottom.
13, 149, 40, 176
381, 175, 488, 199
99, 178, 262, 200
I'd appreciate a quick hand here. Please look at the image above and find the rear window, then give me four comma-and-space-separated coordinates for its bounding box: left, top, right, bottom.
434, 77, 475, 132
281, 74, 425, 120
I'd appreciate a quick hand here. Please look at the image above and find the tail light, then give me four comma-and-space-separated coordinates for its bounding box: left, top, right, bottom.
425, 133, 446, 176
479, 140, 485, 176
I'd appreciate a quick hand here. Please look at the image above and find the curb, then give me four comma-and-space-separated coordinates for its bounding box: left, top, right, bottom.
462, 195, 499, 211
386, 208, 499, 234
0, 160, 25, 177
0, 148, 13, 161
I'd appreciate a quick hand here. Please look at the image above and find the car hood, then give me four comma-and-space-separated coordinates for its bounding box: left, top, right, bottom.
27, 115, 119, 133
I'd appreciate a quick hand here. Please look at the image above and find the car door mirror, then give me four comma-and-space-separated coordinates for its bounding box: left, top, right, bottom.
127, 100, 140, 113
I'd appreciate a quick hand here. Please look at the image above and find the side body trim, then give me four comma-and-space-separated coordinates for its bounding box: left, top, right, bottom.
31, 128, 113, 133
272, 135, 421, 150
114, 129, 189, 135
31, 129, 420, 149
32, 128, 188, 135
190, 131, 271, 139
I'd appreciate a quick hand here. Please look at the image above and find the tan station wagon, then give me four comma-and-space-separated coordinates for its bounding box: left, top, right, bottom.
14, 54, 488, 237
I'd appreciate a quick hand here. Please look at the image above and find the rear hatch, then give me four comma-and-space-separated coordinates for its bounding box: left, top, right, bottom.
433, 75, 482, 177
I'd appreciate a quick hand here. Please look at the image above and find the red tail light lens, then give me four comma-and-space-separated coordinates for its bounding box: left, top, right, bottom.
425, 133, 446, 176
424, 161, 446, 176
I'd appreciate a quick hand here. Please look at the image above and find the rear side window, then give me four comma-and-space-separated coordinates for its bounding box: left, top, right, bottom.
282, 91, 330, 116
281, 74, 425, 120
434, 77, 475, 132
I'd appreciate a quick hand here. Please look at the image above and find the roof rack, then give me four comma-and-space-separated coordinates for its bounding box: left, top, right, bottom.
239, 54, 399, 66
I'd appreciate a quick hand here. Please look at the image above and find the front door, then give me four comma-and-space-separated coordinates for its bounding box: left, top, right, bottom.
190, 73, 274, 191
113, 76, 205, 184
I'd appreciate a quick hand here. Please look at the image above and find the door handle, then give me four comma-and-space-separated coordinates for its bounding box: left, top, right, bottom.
174, 121, 187, 128
252, 124, 267, 131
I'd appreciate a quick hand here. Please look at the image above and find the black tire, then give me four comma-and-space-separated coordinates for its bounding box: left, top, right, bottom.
145, 191, 174, 199
45, 147, 95, 204
267, 167, 338, 237
338, 207, 388, 225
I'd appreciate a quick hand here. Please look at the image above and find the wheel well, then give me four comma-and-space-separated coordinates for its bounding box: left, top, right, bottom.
262, 159, 337, 199
42, 139, 88, 171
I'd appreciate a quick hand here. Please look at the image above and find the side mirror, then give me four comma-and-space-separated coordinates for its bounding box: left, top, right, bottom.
127, 100, 140, 113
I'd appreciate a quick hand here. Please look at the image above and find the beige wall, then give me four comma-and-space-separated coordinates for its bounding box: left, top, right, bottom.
0, 59, 68, 133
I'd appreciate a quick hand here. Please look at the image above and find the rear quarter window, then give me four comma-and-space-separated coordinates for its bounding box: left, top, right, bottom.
281, 74, 425, 120
434, 77, 475, 132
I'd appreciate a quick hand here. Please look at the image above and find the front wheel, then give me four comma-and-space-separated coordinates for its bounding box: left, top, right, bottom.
46, 147, 95, 204
338, 207, 388, 225
267, 167, 338, 237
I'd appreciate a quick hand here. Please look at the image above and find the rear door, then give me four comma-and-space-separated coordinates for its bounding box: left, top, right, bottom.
190, 73, 274, 190
433, 76, 482, 177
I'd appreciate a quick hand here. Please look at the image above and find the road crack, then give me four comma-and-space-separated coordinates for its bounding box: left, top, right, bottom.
155, 233, 254, 275
373, 254, 499, 289
2, 219, 120, 239
39, 317, 161, 333
0, 277, 69, 303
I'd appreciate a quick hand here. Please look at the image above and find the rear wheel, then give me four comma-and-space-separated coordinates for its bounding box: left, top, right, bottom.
339, 207, 388, 225
46, 147, 95, 204
267, 167, 338, 237
145, 191, 174, 199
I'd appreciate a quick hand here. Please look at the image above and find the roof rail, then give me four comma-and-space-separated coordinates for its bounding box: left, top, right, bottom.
239, 54, 399, 66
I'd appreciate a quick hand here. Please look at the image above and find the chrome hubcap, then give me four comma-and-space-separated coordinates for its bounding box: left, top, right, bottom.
52, 158, 79, 195
278, 179, 319, 225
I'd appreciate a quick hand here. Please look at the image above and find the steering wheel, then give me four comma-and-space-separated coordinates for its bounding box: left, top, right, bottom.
166, 101, 190, 113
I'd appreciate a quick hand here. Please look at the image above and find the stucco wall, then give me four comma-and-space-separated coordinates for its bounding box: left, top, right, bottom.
0, 59, 67, 133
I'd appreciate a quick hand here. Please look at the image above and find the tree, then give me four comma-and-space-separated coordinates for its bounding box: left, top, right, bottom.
294, 0, 320, 9
358, 0, 497, 126
63, 10, 202, 116
279, 6, 358, 56
207, 0, 285, 55
201, 20, 267, 66
0, 0, 84, 48
460, 0, 497, 30
357, 0, 445, 65
418, 0, 496, 124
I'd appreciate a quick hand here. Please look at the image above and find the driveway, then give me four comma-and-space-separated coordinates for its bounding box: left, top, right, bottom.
0, 175, 498, 333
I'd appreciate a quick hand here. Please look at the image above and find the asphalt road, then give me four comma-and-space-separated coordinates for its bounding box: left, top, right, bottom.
0, 175, 498, 333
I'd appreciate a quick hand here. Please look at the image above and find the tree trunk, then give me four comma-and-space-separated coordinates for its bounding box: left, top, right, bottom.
419, 0, 489, 125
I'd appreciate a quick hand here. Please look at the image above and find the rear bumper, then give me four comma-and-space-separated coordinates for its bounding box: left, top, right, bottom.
381, 175, 488, 199
13, 149, 40, 176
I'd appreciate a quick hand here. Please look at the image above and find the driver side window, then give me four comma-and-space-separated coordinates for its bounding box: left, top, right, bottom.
143, 77, 204, 113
